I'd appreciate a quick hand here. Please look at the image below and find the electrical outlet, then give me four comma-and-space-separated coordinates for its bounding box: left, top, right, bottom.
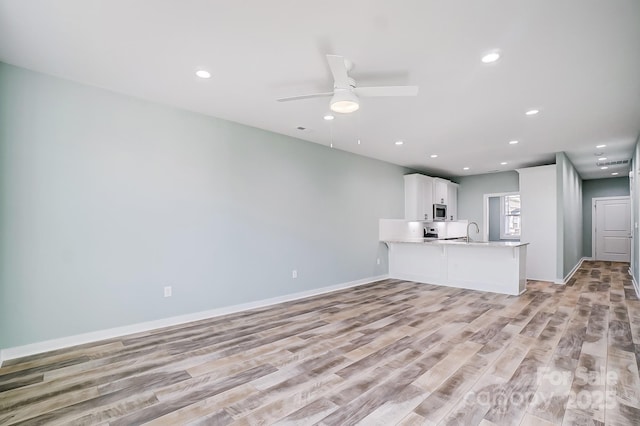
377, 258, 381, 265
292, 270, 298, 279
164, 286, 172, 297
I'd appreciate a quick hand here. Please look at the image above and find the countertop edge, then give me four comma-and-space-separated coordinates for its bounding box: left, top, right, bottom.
382, 239, 529, 248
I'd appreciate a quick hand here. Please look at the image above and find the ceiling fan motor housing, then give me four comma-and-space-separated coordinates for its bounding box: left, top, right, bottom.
276, 54, 418, 113
334, 77, 357, 90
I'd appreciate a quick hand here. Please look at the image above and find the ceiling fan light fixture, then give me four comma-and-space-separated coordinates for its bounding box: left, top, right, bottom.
481, 51, 501, 64
330, 90, 360, 113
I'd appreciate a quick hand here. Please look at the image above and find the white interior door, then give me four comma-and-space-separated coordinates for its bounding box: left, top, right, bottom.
594, 197, 631, 262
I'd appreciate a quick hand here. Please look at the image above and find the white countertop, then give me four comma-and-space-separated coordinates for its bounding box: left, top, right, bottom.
382, 238, 529, 247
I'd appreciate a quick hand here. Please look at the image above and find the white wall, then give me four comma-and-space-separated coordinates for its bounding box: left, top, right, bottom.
0, 63, 410, 350
518, 165, 558, 282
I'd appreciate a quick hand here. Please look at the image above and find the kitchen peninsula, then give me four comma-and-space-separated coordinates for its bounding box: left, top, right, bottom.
383, 238, 528, 295
382, 173, 529, 296
379, 218, 528, 295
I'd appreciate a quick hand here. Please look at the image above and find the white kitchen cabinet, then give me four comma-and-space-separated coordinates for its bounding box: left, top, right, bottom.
404, 174, 434, 221
433, 178, 448, 205
447, 182, 458, 221
433, 178, 459, 221
405, 174, 459, 221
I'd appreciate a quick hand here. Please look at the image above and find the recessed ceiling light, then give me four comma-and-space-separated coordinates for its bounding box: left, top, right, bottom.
500, 162, 508, 165
612, 172, 619, 176
601, 166, 608, 170
509, 140, 519, 145
481, 51, 501, 63
395, 140, 404, 146
357, 139, 361, 145
598, 157, 607, 161
596, 144, 607, 148
525, 109, 539, 116
463, 167, 470, 171
323, 114, 335, 121
430, 154, 438, 158
195, 70, 211, 79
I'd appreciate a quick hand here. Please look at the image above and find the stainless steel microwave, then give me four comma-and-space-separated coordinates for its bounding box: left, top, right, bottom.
433, 203, 447, 221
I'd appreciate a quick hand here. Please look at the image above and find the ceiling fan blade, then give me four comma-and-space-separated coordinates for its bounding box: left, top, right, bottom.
276, 92, 333, 102
355, 86, 419, 97
326, 55, 351, 88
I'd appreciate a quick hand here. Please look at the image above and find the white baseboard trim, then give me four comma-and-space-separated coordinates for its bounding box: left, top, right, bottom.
632, 272, 640, 299
554, 257, 591, 285
0, 274, 389, 365
527, 277, 559, 283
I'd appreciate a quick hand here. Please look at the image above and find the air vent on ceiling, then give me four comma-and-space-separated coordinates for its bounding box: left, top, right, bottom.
596, 159, 629, 167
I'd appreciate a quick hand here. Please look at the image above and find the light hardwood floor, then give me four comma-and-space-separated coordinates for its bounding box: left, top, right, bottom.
1, 261, 639, 425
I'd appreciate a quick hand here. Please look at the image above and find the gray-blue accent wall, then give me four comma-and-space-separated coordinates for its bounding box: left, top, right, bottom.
0, 63, 411, 349
582, 177, 630, 257
455, 171, 520, 239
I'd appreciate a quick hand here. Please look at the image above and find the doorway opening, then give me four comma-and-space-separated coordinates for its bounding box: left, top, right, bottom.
483, 192, 520, 242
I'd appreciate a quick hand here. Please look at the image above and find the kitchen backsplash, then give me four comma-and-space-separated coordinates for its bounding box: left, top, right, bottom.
379, 219, 469, 241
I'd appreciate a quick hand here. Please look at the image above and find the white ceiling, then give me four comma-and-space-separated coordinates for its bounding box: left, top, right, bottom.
1, 0, 639, 180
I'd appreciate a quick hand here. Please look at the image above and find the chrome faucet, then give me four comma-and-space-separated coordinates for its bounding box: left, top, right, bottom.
466, 221, 479, 243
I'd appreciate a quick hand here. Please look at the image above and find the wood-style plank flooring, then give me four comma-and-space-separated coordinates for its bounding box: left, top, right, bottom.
1, 261, 640, 425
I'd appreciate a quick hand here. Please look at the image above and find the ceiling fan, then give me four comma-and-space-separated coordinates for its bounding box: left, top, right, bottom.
276, 54, 419, 114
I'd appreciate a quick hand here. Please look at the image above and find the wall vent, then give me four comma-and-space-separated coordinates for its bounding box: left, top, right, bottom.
596, 159, 629, 167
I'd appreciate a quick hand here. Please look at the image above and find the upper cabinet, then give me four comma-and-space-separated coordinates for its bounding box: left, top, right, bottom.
404, 174, 434, 221
447, 183, 458, 221
433, 178, 449, 205
404, 174, 459, 221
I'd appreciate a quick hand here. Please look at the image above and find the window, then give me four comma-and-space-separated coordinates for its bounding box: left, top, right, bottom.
501, 194, 521, 239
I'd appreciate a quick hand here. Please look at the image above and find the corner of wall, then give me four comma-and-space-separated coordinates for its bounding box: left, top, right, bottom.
555, 152, 583, 281
632, 136, 640, 285
560, 257, 589, 284
556, 153, 565, 281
